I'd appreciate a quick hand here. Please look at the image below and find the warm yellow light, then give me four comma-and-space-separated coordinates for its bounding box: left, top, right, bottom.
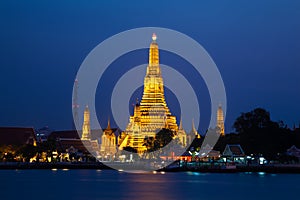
152, 33, 157, 41
119, 34, 179, 153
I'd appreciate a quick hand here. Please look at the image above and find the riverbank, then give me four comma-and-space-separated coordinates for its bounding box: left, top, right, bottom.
1, 162, 300, 173
0, 162, 112, 170
161, 163, 300, 173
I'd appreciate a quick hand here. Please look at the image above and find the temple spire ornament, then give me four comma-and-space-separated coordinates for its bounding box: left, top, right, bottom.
217, 104, 225, 136
120, 34, 178, 152
106, 117, 111, 130
81, 105, 91, 140
191, 119, 201, 139
152, 33, 157, 41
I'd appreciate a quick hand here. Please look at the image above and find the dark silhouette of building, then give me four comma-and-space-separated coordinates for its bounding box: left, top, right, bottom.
0, 127, 37, 146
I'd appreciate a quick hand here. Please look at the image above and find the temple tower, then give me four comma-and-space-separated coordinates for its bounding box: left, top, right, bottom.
81, 105, 91, 140
100, 119, 117, 156
177, 118, 187, 147
138, 33, 178, 133
217, 104, 225, 136
122, 34, 178, 151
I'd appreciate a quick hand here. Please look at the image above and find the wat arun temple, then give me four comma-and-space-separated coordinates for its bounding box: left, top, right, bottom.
118, 33, 181, 153
79, 34, 224, 157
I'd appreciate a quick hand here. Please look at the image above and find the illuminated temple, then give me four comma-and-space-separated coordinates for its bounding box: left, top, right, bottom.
217, 104, 225, 136
119, 34, 179, 152
78, 34, 225, 156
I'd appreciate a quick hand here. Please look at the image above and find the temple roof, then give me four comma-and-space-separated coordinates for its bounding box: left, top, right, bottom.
48, 128, 121, 140
0, 127, 36, 146
55, 138, 89, 153
223, 144, 245, 157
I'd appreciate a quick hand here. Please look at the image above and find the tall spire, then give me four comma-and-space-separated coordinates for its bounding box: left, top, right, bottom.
191, 119, 200, 139
82, 105, 91, 140
217, 104, 225, 136
142, 33, 165, 103
106, 118, 111, 130
72, 78, 79, 129
148, 33, 159, 67
192, 119, 196, 133
152, 33, 157, 41
179, 117, 183, 130
177, 116, 187, 147
121, 34, 178, 152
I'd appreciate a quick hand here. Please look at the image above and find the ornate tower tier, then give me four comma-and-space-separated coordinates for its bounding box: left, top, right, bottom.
217, 104, 225, 136
127, 34, 177, 135
121, 34, 179, 152
100, 119, 117, 156
81, 105, 91, 140
139, 33, 178, 134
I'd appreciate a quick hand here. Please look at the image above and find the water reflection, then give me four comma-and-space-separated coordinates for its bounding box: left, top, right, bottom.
1, 170, 300, 200
118, 172, 173, 200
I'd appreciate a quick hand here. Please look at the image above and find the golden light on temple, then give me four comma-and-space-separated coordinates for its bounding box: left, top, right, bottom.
81, 105, 91, 140
217, 104, 225, 136
152, 33, 157, 41
119, 34, 179, 153
100, 119, 117, 155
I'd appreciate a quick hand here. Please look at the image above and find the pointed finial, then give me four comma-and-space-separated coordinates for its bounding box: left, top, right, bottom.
191, 119, 200, 138
192, 118, 196, 132
179, 117, 183, 130
152, 33, 157, 41
107, 117, 111, 130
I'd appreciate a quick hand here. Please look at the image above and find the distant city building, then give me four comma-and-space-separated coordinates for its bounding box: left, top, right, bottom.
217, 104, 225, 136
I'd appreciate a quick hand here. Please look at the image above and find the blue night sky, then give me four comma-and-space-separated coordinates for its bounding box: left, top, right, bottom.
0, 0, 300, 132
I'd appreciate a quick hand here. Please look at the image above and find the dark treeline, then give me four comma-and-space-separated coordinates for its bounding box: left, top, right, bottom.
1, 107, 300, 162
192, 108, 300, 160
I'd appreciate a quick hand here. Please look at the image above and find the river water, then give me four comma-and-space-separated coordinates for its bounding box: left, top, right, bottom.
0, 170, 299, 200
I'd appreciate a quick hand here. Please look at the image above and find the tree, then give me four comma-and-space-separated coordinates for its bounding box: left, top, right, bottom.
141, 128, 183, 159
39, 139, 57, 162
153, 128, 175, 149
233, 108, 273, 133
16, 144, 38, 162
233, 108, 292, 159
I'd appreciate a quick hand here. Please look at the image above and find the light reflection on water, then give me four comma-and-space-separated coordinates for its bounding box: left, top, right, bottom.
0, 170, 300, 200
